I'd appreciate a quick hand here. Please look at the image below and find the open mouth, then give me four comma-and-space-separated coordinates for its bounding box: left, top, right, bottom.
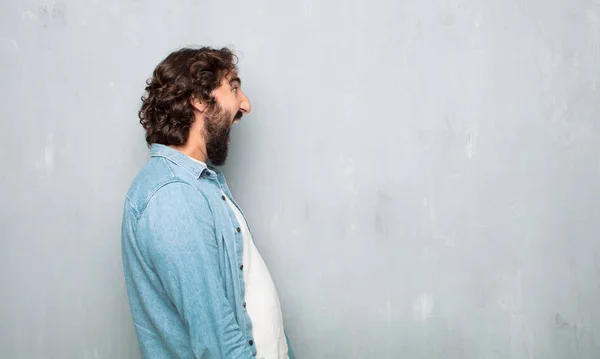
232, 111, 243, 124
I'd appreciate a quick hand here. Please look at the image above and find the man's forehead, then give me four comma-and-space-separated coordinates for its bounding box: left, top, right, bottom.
226, 71, 240, 82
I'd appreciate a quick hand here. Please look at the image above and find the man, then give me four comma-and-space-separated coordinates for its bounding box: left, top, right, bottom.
121, 46, 294, 359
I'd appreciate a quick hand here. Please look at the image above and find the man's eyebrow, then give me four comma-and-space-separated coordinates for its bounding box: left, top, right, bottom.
229, 77, 241, 85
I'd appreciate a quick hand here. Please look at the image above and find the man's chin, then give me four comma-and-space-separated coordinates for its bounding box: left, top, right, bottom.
207, 149, 229, 167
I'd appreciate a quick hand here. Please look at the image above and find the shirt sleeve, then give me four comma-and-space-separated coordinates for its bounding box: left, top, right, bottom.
139, 181, 254, 359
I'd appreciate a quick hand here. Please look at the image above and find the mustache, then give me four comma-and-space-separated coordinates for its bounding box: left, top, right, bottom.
234, 111, 243, 120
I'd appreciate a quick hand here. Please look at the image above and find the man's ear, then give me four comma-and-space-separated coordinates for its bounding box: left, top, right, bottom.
190, 96, 208, 113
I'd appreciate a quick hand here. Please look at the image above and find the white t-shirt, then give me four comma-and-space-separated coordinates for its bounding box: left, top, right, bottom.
187, 154, 288, 358
223, 192, 289, 359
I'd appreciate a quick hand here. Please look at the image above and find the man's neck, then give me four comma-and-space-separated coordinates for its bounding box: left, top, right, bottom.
170, 141, 208, 163
174, 114, 208, 162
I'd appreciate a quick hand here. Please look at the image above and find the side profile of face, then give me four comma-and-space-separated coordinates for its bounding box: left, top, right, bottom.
202, 71, 252, 166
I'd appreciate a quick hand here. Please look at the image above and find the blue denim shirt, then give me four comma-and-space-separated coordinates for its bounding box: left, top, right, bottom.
121, 144, 294, 359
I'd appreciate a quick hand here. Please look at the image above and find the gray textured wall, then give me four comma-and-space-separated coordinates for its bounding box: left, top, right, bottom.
2, 0, 600, 358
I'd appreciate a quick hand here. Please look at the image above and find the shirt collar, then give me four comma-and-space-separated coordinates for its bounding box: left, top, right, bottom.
149, 143, 218, 179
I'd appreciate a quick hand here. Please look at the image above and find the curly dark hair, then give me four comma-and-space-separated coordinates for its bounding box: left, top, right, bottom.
138, 46, 238, 146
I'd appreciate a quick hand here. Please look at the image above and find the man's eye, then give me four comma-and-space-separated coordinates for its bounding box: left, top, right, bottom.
232, 86, 239, 93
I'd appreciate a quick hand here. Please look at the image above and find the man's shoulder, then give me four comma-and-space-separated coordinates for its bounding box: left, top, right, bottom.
124, 157, 199, 216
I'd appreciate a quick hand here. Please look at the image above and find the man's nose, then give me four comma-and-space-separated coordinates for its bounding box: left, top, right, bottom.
239, 92, 251, 114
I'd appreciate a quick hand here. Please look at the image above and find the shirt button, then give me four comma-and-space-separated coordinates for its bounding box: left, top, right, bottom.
221, 195, 226, 200
240, 264, 243, 270
249, 340, 253, 346
243, 302, 247, 308
236, 227, 241, 233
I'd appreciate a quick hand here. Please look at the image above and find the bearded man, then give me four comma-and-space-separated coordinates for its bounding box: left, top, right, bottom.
121, 47, 294, 359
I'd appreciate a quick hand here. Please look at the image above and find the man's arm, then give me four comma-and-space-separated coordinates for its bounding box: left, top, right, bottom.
139, 181, 254, 359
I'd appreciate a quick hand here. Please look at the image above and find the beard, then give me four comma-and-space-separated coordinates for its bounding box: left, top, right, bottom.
204, 103, 242, 166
